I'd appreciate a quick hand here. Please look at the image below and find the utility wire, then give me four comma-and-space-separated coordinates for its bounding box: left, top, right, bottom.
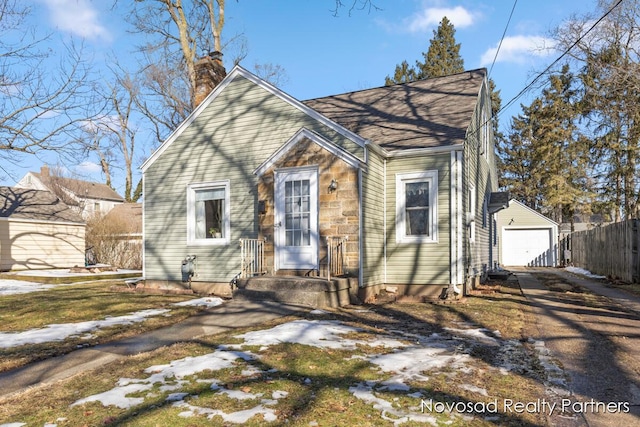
489, 0, 518, 77
497, 0, 623, 121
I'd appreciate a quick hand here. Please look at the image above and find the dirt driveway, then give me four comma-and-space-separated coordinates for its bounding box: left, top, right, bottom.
513, 267, 640, 427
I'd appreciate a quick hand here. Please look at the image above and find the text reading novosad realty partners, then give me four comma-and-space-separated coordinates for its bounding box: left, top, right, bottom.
421, 398, 630, 416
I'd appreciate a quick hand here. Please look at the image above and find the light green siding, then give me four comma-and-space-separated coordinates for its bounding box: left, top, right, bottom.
463, 79, 498, 277
384, 153, 451, 285
144, 75, 365, 282
361, 148, 385, 287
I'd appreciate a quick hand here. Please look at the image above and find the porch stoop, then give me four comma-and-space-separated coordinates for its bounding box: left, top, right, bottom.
234, 276, 356, 308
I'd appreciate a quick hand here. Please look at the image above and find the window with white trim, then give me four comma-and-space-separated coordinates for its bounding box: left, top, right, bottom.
396, 171, 438, 243
469, 187, 476, 243
187, 181, 230, 245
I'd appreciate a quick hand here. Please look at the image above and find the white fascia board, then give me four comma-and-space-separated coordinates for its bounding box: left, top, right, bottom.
508, 199, 559, 226
253, 128, 365, 176
366, 141, 464, 159
141, 66, 366, 173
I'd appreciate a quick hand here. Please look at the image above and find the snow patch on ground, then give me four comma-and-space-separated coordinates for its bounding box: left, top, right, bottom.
172, 297, 225, 308
531, 340, 570, 395
0, 309, 170, 348
67, 319, 542, 425
0, 297, 225, 348
71, 349, 256, 409
564, 266, 607, 279
0, 280, 57, 295
234, 319, 406, 350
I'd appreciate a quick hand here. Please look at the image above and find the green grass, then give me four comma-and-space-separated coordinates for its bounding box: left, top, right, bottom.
0, 280, 213, 371
0, 280, 551, 426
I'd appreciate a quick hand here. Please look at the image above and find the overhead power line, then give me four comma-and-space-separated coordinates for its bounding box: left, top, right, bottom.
489, 0, 518, 78
497, 0, 623, 120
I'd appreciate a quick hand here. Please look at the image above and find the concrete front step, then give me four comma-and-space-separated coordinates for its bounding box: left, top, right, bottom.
234, 275, 357, 308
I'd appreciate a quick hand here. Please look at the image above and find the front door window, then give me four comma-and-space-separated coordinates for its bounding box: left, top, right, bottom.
285, 179, 311, 246
275, 168, 318, 270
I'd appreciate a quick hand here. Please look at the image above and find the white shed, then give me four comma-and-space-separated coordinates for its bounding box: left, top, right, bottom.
0, 187, 86, 271
495, 199, 558, 267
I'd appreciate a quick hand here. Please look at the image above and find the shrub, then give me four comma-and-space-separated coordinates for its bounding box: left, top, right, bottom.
85, 213, 142, 269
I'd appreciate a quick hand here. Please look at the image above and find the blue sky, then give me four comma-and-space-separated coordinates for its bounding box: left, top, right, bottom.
2, 0, 597, 195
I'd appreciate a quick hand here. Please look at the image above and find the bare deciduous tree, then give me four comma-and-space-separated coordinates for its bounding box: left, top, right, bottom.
130, 0, 229, 116
0, 0, 101, 170
552, 0, 640, 220
331, 0, 381, 17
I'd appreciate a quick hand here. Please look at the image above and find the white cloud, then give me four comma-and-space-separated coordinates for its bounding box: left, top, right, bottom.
407, 6, 475, 33
479, 35, 556, 66
40, 0, 111, 41
76, 161, 102, 174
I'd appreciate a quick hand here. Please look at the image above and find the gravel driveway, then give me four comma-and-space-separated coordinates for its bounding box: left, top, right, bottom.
513, 267, 640, 427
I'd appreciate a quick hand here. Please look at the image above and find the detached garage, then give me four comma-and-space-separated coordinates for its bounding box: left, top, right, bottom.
0, 187, 86, 271
496, 199, 558, 267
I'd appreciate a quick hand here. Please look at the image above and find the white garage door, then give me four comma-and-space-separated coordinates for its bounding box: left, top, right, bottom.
502, 228, 554, 266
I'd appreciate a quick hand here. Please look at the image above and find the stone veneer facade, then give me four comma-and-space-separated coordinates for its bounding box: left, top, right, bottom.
257, 138, 360, 279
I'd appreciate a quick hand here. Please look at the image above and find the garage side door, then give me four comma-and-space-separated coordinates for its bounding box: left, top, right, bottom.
502, 228, 554, 266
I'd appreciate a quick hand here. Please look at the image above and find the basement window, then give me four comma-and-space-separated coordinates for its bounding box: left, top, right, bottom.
187, 180, 230, 245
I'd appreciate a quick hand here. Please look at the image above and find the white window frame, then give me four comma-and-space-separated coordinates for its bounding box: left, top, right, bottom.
186, 180, 230, 246
396, 171, 438, 244
481, 106, 489, 157
469, 186, 476, 243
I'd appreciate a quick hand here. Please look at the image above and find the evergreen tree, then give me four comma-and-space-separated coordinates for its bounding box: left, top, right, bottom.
499, 65, 591, 223
384, 60, 417, 86
385, 17, 465, 85
416, 16, 465, 79
499, 109, 541, 210
552, 0, 640, 221
579, 43, 640, 221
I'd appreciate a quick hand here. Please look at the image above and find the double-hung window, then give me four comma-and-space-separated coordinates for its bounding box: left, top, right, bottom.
396, 171, 438, 243
187, 181, 230, 245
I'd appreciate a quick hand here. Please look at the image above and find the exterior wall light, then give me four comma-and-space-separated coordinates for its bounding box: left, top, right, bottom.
328, 179, 338, 193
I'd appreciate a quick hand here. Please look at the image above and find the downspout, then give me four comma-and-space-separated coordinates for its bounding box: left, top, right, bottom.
141, 173, 146, 280
383, 157, 387, 283
450, 150, 464, 291
358, 167, 364, 288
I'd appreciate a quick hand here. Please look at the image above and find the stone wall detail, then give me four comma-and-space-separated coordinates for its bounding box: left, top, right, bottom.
257, 138, 360, 278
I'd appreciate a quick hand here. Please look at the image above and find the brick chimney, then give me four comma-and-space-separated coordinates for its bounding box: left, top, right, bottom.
194, 51, 226, 107
41, 165, 50, 177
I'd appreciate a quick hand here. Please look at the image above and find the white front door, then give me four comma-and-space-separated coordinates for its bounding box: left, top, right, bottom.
274, 167, 318, 270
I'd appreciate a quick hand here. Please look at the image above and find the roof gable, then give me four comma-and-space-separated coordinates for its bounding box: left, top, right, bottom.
506, 199, 558, 226
254, 128, 365, 177
141, 66, 367, 173
0, 187, 84, 223
303, 69, 486, 152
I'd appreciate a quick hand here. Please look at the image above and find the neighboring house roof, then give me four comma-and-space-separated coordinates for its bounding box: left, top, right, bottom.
31, 172, 124, 202
0, 187, 85, 223
104, 203, 142, 234
303, 69, 486, 152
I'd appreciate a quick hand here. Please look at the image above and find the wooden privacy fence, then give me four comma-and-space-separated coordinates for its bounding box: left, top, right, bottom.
563, 219, 640, 283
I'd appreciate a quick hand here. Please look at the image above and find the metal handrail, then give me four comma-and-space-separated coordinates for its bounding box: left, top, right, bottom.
326, 236, 348, 280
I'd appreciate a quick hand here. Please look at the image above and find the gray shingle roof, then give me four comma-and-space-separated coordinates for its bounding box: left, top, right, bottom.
303, 69, 486, 151
0, 187, 85, 223
33, 173, 124, 202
